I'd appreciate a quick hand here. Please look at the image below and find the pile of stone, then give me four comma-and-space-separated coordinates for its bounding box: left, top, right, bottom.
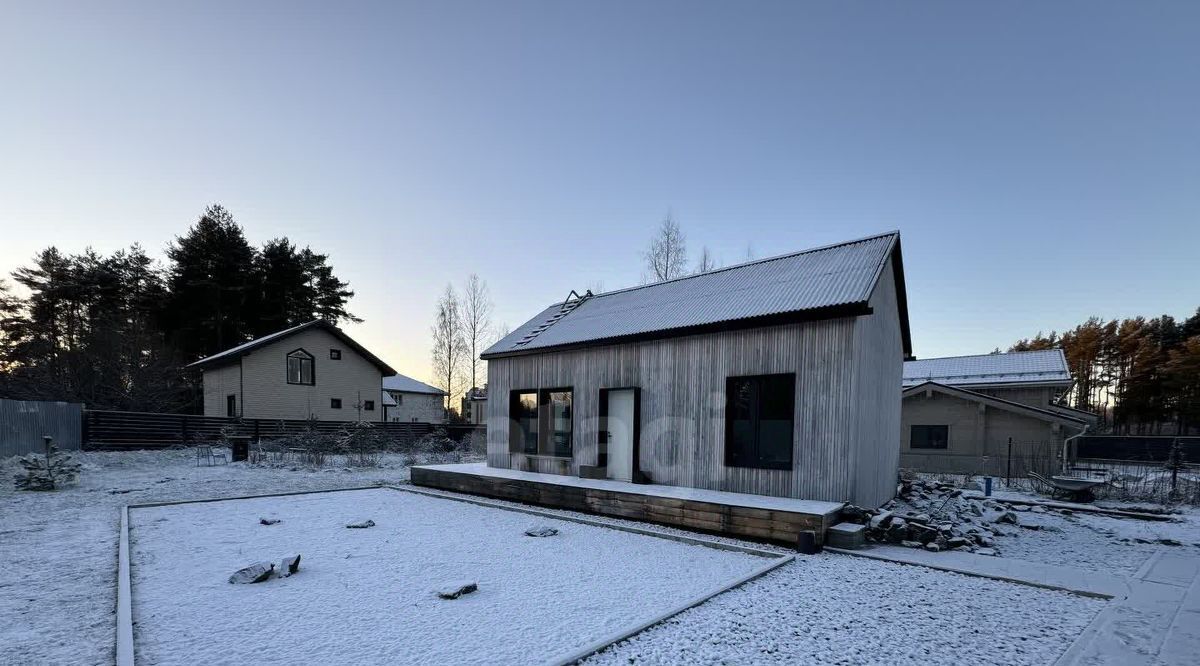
838, 478, 1064, 556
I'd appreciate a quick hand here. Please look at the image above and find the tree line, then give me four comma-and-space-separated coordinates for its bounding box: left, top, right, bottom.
0, 204, 358, 412
1010, 310, 1200, 435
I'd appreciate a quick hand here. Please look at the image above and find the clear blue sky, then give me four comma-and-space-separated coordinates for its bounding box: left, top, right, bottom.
1, 1, 1197, 384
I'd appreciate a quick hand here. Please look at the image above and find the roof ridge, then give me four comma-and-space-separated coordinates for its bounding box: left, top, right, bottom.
587, 230, 900, 301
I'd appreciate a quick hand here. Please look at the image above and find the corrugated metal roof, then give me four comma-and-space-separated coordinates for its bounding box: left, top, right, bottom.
483, 232, 903, 358
902, 349, 1071, 387
383, 374, 447, 395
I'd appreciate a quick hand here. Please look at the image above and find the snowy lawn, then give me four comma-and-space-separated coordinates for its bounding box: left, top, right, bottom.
128, 488, 769, 665
0, 449, 471, 665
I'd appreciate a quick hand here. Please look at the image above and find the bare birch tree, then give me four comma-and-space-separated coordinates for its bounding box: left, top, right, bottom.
694, 246, 717, 274
643, 212, 688, 282
430, 284, 466, 412
461, 273, 492, 393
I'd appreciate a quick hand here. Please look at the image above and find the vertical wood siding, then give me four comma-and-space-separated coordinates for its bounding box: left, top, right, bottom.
849, 258, 903, 507
486, 303, 902, 506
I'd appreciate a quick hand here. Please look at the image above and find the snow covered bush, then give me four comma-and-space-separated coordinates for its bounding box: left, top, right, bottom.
13, 437, 81, 491
336, 420, 386, 467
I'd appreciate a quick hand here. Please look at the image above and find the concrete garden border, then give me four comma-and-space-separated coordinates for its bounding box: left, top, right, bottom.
115, 484, 792, 666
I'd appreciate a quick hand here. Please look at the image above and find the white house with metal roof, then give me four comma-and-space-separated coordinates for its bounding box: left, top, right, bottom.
188, 320, 397, 422
903, 349, 1073, 406
462, 231, 911, 508
900, 350, 1095, 476
382, 374, 447, 423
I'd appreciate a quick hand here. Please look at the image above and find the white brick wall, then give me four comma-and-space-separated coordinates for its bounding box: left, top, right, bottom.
201, 327, 385, 422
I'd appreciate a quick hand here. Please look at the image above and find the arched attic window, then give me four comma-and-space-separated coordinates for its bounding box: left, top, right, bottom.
286, 349, 315, 385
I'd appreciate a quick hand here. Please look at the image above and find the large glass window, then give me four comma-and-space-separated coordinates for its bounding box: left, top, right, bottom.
286, 349, 315, 385
911, 425, 949, 450
510, 391, 539, 454
725, 374, 794, 470
509, 388, 573, 457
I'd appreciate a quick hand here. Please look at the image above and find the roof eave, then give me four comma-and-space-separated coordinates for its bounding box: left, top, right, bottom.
187, 320, 397, 376
903, 381, 1089, 427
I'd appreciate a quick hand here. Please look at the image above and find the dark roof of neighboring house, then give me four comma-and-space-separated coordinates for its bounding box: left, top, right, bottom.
902, 349, 1072, 388
482, 231, 910, 359
903, 381, 1089, 428
382, 374, 447, 396
185, 320, 397, 376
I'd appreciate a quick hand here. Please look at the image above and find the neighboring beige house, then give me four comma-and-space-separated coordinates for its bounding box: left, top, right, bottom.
188, 320, 396, 422
461, 385, 487, 425
900, 350, 1096, 476
382, 374, 446, 423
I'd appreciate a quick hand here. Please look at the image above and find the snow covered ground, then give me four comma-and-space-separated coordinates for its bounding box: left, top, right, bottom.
130, 487, 768, 665
1, 449, 465, 665
586, 553, 1104, 666
0, 449, 1169, 665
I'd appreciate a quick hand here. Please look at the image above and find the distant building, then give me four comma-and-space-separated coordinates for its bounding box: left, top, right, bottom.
900, 350, 1096, 475
188, 320, 396, 422
461, 385, 487, 425
382, 374, 447, 423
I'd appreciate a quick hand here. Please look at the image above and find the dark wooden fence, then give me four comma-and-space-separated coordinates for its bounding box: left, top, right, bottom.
1076, 436, 1200, 463
82, 409, 484, 450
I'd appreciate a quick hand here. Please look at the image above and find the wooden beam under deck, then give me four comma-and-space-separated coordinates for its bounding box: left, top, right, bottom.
411, 464, 843, 547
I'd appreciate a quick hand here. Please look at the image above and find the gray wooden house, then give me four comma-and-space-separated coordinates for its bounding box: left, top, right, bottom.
900, 350, 1096, 476
461, 232, 911, 509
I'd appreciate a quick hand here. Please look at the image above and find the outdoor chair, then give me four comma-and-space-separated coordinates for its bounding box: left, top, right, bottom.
196, 444, 228, 467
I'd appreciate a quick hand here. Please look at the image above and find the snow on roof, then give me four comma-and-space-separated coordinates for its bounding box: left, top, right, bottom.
383, 373, 446, 395
903, 349, 1071, 388
483, 231, 909, 358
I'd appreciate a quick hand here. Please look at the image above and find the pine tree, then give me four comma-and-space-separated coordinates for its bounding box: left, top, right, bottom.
13, 436, 81, 491
164, 204, 258, 359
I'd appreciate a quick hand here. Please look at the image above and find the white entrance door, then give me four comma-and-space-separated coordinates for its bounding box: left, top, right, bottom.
606, 389, 635, 482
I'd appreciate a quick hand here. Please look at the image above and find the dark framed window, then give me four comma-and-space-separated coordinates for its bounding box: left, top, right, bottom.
510, 390, 539, 454
542, 388, 573, 457
286, 349, 315, 385
330, 398, 342, 409
329, 348, 342, 360
509, 388, 573, 456
396, 393, 403, 405
911, 425, 948, 450
363, 400, 375, 411
725, 374, 794, 470
226, 394, 237, 417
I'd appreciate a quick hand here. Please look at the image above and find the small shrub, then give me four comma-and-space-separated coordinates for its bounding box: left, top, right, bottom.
337, 421, 387, 467
14, 437, 81, 491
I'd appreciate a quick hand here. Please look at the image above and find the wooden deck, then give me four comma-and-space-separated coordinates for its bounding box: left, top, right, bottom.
411, 463, 845, 546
